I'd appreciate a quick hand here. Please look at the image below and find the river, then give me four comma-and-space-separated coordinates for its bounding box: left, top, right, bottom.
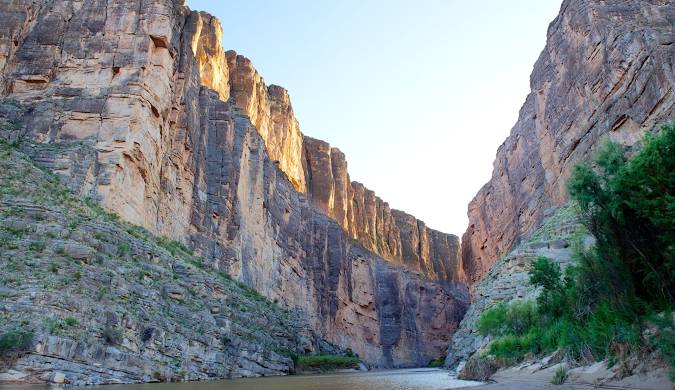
3, 368, 483, 390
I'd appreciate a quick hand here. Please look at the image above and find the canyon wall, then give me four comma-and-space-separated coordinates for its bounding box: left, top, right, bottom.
0, 0, 466, 368
303, 137, 465, 283
461, 0, 674, 285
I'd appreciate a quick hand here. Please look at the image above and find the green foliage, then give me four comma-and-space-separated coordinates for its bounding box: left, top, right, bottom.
84, 196, 120, 222
295, 354, 360, 370
117, 243, 130, 257
551, 365, 567, 385
529, 256, 562, 291
479, 123, 675, 373
156, 236, 193, 257
28, 240, 46, 253
477, 300, 538, 337
427, 356, 444, 367
647, 311, 675, 380
488, 329, 541, 364
0, 329, 34, 356
44, 318, 62, 334
567, 123, 674, 307
63, 317, 78, 327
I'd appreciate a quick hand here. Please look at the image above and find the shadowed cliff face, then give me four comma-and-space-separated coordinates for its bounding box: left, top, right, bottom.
461, 0, 674, 286
0, 0, 467, 367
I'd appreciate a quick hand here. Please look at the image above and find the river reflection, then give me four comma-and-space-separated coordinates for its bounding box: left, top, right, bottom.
2, 368, 482, 390
108, 369, 481, 390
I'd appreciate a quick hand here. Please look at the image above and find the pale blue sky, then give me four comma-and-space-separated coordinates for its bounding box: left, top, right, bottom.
187, 0, 562, 236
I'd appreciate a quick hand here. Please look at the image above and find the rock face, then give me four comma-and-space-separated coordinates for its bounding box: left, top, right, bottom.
303, 137, 465, 283
0, 0, 467, 371
461, 0, 674, 285
447, 205, 582, 367
0, 145, 323, 385
225, 50, 307, 192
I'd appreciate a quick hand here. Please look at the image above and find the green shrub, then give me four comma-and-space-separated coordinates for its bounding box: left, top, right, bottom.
28, 240, 46, 253
427, 357, 444, 367
647, 311, 674, 380
478, 300, 538, 337
551, 365, 567, 385
477, 303, 508, 337
478, 123, 675, 371
567, 123, 674, 308
44, 318, 62, 334
485, 328, 541, 362
156, 236, 192, 257
295, 354, 360, 370
63, 317, 78, 327
0, 329, 34, 356
117, 243, 130, 256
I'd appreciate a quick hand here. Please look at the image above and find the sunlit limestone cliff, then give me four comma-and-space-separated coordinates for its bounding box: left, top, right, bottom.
0, 0, 468, 383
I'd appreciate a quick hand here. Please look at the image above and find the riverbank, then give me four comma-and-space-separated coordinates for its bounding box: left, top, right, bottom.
463, 359, 672, 390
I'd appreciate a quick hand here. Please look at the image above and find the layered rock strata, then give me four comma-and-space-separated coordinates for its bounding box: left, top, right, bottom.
447, 205, 582, 367
303, 137, 465, 283
0, 145, 325, 385
222, 53, 464, 284
0, 0, 467, 368
461, 0, 675, 285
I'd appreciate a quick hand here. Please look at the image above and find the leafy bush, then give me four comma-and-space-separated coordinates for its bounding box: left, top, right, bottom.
63, 317, 78, 327
0, 329, 33, 356
567, 123, 674, 308
477, 300, 538, 337
156, 236, 193, 257
551, 365, 567, 385
427, 357, 444, 367
28, 240, 46, 252
647, 311, 674, 380
295, 354, 360, 371
477, 123, 675, 374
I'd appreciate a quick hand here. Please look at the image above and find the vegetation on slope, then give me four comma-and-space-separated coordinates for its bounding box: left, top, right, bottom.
0, 141, 312, 381
476, 122, 675, 379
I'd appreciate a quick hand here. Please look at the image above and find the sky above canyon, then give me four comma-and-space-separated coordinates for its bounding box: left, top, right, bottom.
187, 0, 562, 236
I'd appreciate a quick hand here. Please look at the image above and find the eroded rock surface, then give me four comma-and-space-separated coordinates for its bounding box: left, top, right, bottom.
447, 205, 582, 367
0, 0, 467, 375
303, 137, 465, 283
0, 146, 322, 385
461, 0, 674, 285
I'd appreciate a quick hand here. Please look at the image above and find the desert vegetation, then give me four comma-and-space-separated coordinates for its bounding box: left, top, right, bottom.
475, 122, 674, 379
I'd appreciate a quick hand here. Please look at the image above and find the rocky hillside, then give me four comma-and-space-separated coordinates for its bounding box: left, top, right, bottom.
447, 0, 674, 369
0, 144, 326, 385
0, 0, 467, 370
461, 0, 674, 285
446, 204, 583, 366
